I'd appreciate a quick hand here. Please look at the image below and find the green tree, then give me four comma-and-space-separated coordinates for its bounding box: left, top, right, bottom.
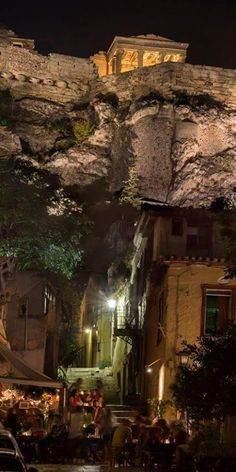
120, 165, 140, 208
147, 397, 172, 419
171, 326, 236, 421
0, 157, 89, 279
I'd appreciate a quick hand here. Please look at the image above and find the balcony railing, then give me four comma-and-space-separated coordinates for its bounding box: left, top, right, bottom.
114, 307, 141, 341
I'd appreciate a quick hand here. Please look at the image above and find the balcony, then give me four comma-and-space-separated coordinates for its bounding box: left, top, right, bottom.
114, 309, 142, 343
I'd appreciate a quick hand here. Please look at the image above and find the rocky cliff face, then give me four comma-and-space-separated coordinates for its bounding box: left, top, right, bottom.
1, 61, 236, 208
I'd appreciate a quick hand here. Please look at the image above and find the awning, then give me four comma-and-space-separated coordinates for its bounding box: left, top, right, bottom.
0, 342, 63, 389
0, 377, 63, 389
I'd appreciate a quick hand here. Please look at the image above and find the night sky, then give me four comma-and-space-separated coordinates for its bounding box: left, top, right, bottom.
1, 0, 235, 69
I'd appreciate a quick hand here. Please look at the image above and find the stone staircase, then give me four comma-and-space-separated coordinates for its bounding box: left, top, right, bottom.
65, 367, 141, 424
107, 404, 139, 425
65, 367, 120, 405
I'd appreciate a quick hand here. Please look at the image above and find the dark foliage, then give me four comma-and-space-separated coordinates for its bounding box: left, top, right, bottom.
171, 326, 236, 420
0, 157, 89, 278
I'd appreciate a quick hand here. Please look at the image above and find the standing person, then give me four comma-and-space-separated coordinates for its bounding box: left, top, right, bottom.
68, 406, 85, 439
100, 407, 113, 462
4, 408, 20, 437
96, 379, 104, 398
93, 394, 104, 423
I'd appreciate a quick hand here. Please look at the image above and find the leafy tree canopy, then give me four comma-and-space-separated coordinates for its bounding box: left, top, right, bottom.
171, 326, 236, 421
0, 157, 89, 279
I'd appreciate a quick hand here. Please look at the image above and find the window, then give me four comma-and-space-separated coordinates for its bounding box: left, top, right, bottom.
187, 224, 212, 251
18, 298, 28, 318
186, 226, 198, 249
203, 288, 234, 335
171, 216, 183, 236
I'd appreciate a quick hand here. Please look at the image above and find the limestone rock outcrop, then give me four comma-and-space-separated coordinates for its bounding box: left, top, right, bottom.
0, 61, 236, 208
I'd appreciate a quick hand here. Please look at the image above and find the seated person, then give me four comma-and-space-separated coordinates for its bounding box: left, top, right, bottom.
93, 394, 104, 422
154, 419, 170, 443
69, 389, 83, 408
132, 416, 144, 439
38, 414, 67, 460
111, 419, 132, 466
83, 390, 94, 406
50, 413, 68, 439
112, 419, 132, 447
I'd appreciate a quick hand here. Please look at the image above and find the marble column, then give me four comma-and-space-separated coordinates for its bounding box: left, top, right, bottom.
111, 58, 116, 74
158, 52, 165, 63
138, 49, 144, 67
115, 48, 124, 73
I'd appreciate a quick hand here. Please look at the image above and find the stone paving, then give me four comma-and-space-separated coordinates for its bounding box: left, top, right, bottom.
35, 466, 140, 472
35, 466, 101, 472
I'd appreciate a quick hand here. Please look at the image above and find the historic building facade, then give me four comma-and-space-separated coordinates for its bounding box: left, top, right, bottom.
0, 268, 59, 379
109, 207, 236, 411
78, 274, 112, 369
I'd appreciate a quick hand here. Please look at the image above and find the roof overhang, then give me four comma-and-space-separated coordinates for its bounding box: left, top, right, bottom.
0, 377, 63, 389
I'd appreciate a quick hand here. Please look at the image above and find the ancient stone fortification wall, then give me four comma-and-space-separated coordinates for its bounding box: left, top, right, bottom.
93, 62, 236, 108
0, 46, 235, 106
0, 45, 98, 103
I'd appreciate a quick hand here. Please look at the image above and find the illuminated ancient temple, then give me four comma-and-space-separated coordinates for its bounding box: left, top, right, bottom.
91, 34, 189, 76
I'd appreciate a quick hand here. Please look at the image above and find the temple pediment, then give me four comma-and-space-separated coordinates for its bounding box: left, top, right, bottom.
91, 34, 189, 76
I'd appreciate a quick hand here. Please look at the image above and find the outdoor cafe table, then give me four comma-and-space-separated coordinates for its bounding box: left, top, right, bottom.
142, 443, 176, 471
68, 436, 106, 462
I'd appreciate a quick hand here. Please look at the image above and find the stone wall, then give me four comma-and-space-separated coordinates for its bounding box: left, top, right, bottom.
0, 45, 98, 103
0, 45, 235, 107
93, 62, 236, 108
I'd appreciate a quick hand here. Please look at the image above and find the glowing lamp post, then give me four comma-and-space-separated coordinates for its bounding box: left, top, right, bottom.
177, 349, 190, 366
107, 298, 116, 310
146, 367, 153, 374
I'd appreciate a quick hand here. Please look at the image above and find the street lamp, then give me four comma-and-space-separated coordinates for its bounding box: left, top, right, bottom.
177, 349, 190, 366
146, 367, 152, 374
107, 298, 116, 310
145, 358, 160, 374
